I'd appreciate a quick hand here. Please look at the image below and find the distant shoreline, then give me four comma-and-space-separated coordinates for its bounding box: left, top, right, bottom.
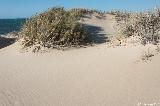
0, 18, 26, 35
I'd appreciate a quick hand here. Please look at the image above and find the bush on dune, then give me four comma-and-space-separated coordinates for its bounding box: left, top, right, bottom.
19, 7, 92, 49
114, 9, 160, 45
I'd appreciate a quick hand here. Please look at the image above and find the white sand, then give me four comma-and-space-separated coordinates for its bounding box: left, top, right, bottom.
0, 14, 160, 106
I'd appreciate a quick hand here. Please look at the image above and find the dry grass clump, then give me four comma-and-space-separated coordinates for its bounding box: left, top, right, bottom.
114, 9, 160, 45
141, 49, 155, 62
156, 44, 160, 52
19, 7, 93, 49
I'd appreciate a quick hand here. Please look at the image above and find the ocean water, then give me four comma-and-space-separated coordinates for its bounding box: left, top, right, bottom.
0, 18, 26, 35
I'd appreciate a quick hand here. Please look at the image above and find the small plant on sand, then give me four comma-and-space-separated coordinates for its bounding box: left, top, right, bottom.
156, 44, 160, 52
141, 49, 155, 62
19, 7, 92, 50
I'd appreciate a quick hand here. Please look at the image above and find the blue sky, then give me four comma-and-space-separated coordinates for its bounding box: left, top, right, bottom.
0, 0, 160, 18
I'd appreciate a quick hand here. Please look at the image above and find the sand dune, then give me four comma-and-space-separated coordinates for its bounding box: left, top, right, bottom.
0, 14, 160, 106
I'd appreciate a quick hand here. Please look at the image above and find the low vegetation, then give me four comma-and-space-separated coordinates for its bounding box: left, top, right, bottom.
19, 6, 160, 53
113, 9, 160, 45
19, 7, 100, 49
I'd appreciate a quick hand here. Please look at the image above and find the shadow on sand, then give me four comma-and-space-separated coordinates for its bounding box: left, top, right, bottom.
0, 37, 16, 49
84, 24, 109, 44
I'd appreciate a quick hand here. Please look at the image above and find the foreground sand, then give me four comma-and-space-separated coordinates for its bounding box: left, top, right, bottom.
0, 14, 160, 106
0, 42, 160, 106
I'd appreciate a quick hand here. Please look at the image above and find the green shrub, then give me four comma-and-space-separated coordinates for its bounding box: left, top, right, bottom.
114, 9, 160, 44
19, 7, 91, 49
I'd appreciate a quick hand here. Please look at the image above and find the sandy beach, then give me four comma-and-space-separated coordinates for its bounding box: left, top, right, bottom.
0, 14, 160, 106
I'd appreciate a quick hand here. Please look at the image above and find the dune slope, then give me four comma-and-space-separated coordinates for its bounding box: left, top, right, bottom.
0, 14, 160, 106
